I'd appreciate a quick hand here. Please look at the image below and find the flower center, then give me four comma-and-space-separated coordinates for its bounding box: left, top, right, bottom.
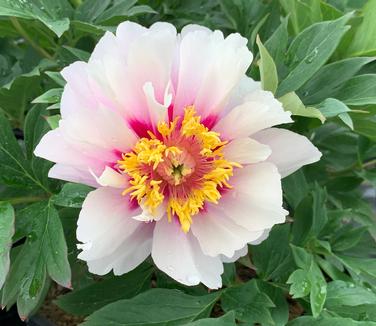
117, 107, 241, 232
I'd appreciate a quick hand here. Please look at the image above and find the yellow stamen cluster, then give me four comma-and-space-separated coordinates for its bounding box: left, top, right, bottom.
118, 107, 240, 233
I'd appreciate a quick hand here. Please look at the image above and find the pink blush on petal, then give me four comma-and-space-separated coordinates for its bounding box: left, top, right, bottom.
128, 119, 154, 138
201, 114, 218, 130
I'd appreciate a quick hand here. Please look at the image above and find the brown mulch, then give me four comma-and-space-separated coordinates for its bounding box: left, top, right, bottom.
38, 284, 84, 326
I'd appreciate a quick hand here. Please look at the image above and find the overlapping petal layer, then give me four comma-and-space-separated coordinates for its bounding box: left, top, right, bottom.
35, 21, 321, 288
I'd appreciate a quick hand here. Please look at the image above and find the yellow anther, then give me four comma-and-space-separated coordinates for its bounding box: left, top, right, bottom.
118, 106, 241, 232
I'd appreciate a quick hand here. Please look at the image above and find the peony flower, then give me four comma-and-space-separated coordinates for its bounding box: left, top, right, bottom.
35, 22, 321, 289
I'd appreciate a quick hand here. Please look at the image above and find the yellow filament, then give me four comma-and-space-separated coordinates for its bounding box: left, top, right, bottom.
118, 107, 241, 232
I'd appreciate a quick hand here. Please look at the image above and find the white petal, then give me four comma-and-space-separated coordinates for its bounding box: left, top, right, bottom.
94, 166, 128, 188
223, 137, 271, 164
214, 96, 292, 139
152, 218, 223, 289
191, 205, 264, 258
220, 163, 288, 231
86, 223, 153, 276
48, 164, 99, 187
180, 24, 212, 37
173, 30, 252, 119
143, 82, 170, 125
224, 76, 261, 113
249, 229, 271, 245
252, 128, 322, 177
77, 187, 141, 261
220, 245, 248, 263
133, 200, 166, 222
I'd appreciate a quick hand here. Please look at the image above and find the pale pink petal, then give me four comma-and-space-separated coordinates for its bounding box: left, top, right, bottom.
224, 76, 261, 113
223, 137, 271, 164
180, 24, 211, 37
143, 82, 171, 126
95, 167, 128, 188
252, 128, 322, 177
220, 163, 288, 231
48, 164, 98, 187
249, 229, 271, 245
152, 218, 223, 289
133, 200, 166, 222
116, 21, 148, 56
86, 223, 153, 276
117, 22, 177, 124
214, 95, 292, 139
34, 129, 111, 168
77, 187, 142, 262
173, 30, 252, 119
62, 22, 177, 127
191, 205, 264, 258
220, 245, 248, 263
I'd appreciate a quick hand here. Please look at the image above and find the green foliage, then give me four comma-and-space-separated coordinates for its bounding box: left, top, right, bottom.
81, 289, 220, 326
0, 0, 375, 325
0, 201, 14, 289
55, 263, 153, 316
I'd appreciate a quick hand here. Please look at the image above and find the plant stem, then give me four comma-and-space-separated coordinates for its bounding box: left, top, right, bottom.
10, 17, 53, 60
329, 158, 376, 176
8, 195, 49, 205
363, 158, 376, 169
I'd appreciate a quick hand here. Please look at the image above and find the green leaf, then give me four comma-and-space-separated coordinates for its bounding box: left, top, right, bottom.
345, 0, 376, 56
356, 170, 376, 188
277, 14, 351, 96
279, 91, 325, 122
185, 312, 236, 326
75, 0, 111, 23
288, 316, 376, 326
264, 16, 289, 70
289, 245, 327, 317
334, 74, 376, 106
287, 269, 311, 298
256, 280, 289, 326
279, 0, 322, 35
337, 255, 376, 280
61, 45, 90, 62
298, 57, 374, 104
331, 225, 368, 252
55, 263, 153, 316
0, 71, 41, 124
4, 199, 71, 317
318, 98, 351, 118
0, 201, 14, 289
45, 71, 66, 87
252, 224, 294, 282
318, 98, 353, 129
24, 105, 49, 159
309, 259, 327, 318
292, 184, 328, 245
282, 169, 310, 210
221, 263, 236, 287
82, 289, 220, 326
23, 105, 53, 191
256, 35, 278, 94
2, 243, 48, 318
52, 182, 93, 208
0, 111, 39, 189
32, 88, 63, 104
46, 114, 61, 130
95, 1, 156, 24
0, 0, 72, 37
221, 279, 275, 325
326, 280, 376, 308
352, 114, 376, 142
37, 201, 71, 287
